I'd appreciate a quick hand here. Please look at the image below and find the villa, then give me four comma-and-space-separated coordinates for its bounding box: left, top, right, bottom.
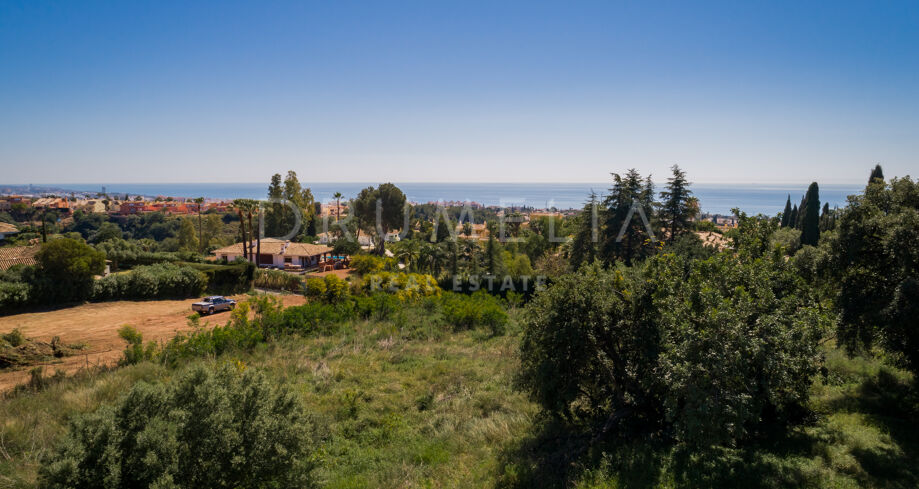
212, 238, 335, 269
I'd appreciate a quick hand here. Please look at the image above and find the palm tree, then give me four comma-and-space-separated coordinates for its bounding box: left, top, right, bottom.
194, 197, 205, 251
333, 192, 343, 223
395, 240, 420, 272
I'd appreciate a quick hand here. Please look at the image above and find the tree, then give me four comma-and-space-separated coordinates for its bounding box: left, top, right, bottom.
193, 197, 205, 251
283, 171, 314, 240
35, 238, 106, 303
485, 234, 505, 276
266, 173, 285, 237
830, 176, 919, 375
177, 218, 199, 252
601, 169, 656, 265
868, 163, 884, 184
351, 183, 407, 255
333, 191, 343, 223
800, 182, 821, 246
780, 195, 792, 228
203, 213, 223, 247
789, 204, 798, 229
40, 365, 318, 488
658, 165, 693, 243
521, 240, 827, 447
569, 192, 600, 270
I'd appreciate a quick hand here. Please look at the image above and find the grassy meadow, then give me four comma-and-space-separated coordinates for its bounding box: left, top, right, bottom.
1, 301, 916, 489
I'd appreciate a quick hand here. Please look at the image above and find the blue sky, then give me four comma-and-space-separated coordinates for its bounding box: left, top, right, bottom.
1, 0, 917, 184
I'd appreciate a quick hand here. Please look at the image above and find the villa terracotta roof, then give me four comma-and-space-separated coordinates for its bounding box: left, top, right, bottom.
212, 239, 332, 258
284, 242, 333, 257
0, 245, 40, 270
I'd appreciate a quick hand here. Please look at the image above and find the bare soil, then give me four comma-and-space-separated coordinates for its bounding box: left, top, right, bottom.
0, 294, 307, 391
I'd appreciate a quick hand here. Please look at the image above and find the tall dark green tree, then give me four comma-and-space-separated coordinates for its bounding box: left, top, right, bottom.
601, 169, 656, 266
265, 173, 285, 237
780, 195, 792, 228
868, 164, 884, 184
789, 204, 799, 230
569, 192, 600, 270
485, 233, 505, 276
659, 165, 693, 243
800, 182, 820, 246
831, 176, 919, 375
795, 194, 807, 229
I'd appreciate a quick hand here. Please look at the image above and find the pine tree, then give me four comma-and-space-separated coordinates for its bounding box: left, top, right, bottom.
569, 192, 600, 270
780, 195, 792, 228
869, 164, 884, 185
800, 182, 821, 246
601, 169, 656, 265
659, 165, 693, 243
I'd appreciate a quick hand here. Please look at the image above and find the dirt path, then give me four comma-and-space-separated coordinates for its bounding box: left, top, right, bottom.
0, 294, 307, 392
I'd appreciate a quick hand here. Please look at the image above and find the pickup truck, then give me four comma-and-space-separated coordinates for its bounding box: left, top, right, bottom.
191, 296, 236, 315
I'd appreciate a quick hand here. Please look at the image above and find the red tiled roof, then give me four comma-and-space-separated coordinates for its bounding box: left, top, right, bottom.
0, 245, 40, 270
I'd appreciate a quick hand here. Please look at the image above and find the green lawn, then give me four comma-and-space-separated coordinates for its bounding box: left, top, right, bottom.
1, 311, 916, 489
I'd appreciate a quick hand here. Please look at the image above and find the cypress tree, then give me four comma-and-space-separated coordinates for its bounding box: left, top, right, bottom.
869, 164, 885, 184
796, 195, 807, 229
789, 204, 798, 228
780, 195, 792, 228
800, 182, 821, 246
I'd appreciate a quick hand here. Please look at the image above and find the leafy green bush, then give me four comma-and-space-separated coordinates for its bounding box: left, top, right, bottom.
305, 274, 351, 303
441, 291, 508, 335
349, 254, 396, 275
362, 272, 441, 301
182, 262, 254, 294
92, 263, 208, 301
0, 280, 31, 313
254, 268, 303, 291
39, 364, 318, 488
520, 251, 828, 447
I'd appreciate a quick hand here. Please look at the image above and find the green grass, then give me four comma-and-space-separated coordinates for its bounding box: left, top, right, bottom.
1, 311, 916, 489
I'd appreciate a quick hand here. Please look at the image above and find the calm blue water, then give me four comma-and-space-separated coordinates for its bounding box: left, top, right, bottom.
53, 182, 863, 215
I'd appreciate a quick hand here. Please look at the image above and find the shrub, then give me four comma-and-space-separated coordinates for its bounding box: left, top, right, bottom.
183, 262, 254, 294
0, 280, 31, 313
349, 254, 396, 275
303, 277, 326, 299
441, 291, 508, 335
322, 274, 350, 303
39, 365, 318, 488
520, 253, 828, 447
92, 263, 208, 301
354, 292, 401, 321
362, 272, 441, 301
254, 268, 303, 292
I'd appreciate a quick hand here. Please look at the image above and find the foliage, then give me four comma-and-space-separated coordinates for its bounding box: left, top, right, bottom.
38, 364, 318, 489
183, 261, 254, 294
601, 169, 657, 265
830, 176, 919, 375
659, 164, 695, 242
254, 268, 303, 291
800, 182, 821, 246
519, 248, 829, 447
441, 291, 508, 335
31, 238, 106, 304
92, 263, 208, 301
349, 254, 397, 275
361, 271, 441, 301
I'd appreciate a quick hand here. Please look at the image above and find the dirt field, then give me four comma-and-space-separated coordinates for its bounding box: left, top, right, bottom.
0, 294, 307, 392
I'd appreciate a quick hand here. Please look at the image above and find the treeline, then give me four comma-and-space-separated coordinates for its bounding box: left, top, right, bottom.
514, 163, 919, 463
0, 238, 255, 313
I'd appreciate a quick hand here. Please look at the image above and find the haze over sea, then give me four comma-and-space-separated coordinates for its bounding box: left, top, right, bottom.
50, 182, 863, 216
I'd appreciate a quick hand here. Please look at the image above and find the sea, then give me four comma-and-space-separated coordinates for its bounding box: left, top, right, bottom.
46, 182, 863, 216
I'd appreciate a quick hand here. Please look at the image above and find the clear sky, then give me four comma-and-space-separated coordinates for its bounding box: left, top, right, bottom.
1, 0, 917, 184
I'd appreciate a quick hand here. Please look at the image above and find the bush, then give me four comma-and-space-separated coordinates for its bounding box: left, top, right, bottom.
441, 291, 508, 335
254, 268, 303, 292
39, 364, 318, 488
92, 263, 208, 301
520, 253, 828, 447
0, 280, 31, 313
182, 262, 254, 294
362, 272, 441, 301
349, 254, 396, 275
